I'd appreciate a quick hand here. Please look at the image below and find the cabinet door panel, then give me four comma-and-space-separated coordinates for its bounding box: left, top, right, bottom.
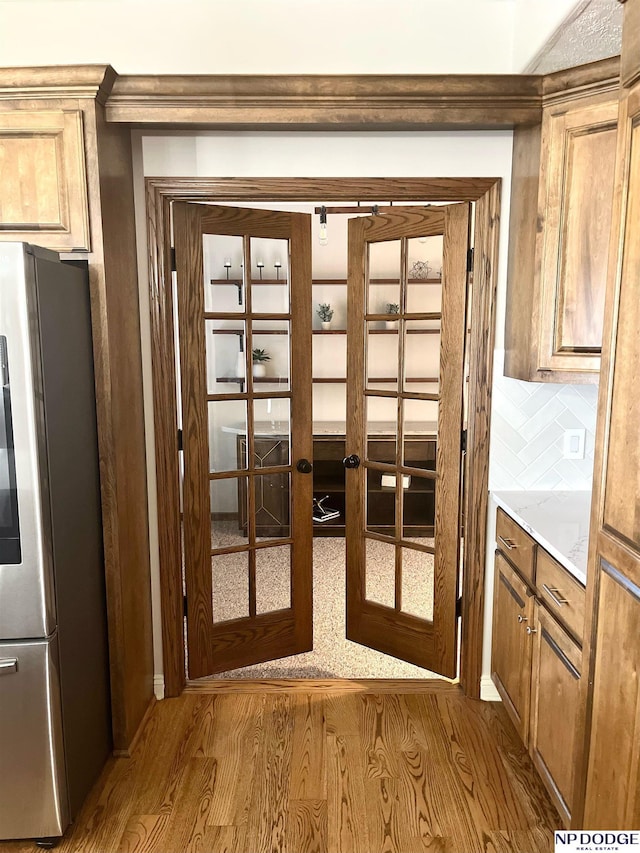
530, 602, 581, 826
491, 553, 534, 743
602, 102, 640, 562
0, 110, 90, 251
538, 99, 618, 373
582, 80, 640, 828
584, 564, 640, 828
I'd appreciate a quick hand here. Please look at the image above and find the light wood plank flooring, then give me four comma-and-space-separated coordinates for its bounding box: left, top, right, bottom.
0, 684, 560, 853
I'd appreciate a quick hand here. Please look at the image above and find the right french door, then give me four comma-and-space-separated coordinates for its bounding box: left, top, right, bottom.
345, 204, 471, 678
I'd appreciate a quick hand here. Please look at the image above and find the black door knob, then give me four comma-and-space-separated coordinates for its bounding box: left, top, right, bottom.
296, 458, 313, 474
343, 454, 361, 469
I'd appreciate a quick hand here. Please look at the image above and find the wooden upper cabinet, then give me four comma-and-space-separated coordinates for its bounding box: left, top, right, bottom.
505, 91, 618, 383
621, 0, 640, 87
0, 109, 90, 252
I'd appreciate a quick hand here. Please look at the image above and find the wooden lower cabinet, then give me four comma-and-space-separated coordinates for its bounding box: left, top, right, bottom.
491, 553, 534, 744
529, 601, 582, 826
492, 518, 585, 827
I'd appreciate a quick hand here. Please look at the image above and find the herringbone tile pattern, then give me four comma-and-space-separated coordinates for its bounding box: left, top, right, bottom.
489, 351, 598, 491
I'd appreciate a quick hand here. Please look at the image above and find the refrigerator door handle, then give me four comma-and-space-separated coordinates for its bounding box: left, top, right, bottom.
0, 658, 18, 674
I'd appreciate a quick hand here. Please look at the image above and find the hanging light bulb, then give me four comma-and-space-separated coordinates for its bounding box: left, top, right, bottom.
319, 205, 328, 246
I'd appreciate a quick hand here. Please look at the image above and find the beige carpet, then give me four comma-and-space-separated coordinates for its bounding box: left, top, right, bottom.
210, 535, 444, 680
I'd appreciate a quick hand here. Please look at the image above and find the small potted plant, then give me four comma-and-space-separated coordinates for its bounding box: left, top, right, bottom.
317, 303, 334, 330
385, 303, 400, 329
252, 348, 271, 378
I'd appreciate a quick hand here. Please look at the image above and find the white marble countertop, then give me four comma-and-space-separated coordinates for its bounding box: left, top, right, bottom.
492, 491, 592, 586
222, 420, 438, 437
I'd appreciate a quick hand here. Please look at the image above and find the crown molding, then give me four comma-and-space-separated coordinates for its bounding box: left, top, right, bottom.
105, 73, 543, 128
0, 65, 117, 104
0, 58, 622, 127
542, 55, 621, 105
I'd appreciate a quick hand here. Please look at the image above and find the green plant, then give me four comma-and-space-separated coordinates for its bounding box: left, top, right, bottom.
317, 303, 334, 322
252, 348, 271, 363
386, 303, 400, 315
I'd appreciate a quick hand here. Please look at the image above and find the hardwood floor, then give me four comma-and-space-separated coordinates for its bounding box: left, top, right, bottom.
0, 685, 560, 853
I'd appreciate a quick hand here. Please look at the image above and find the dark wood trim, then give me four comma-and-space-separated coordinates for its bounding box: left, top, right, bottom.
144, 177, 498, 203
183, 678, 461, 694
107, 74, 541, 127
146, 185, 185, 698
460, 180, 501, 699
112, 695, 156, 759
146, 176, 500, 699
570, 84, 634, 828
541, 56, 620, 104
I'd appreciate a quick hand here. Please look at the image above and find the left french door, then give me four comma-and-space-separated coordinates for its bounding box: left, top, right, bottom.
173, 202, 313, 678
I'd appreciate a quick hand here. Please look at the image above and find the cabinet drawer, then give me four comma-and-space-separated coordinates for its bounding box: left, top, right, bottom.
536, 549, 585, 643
496, 508, 536, 583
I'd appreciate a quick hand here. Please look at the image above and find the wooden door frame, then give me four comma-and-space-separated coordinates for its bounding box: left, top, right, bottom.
145, 177, 501, 699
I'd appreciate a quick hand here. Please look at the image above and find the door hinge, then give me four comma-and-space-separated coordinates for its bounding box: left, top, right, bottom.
183, 595, 188, 618
177, 428, 183, 451
461, 429, 468, 454
467, 248, 474, 273
170, 246, 177, 272
456, 596, 463, 618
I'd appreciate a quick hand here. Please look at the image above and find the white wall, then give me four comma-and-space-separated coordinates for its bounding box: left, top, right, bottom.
0, 0, 519, 73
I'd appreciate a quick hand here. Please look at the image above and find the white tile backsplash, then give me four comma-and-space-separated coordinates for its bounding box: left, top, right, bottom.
489, 350, 598, 491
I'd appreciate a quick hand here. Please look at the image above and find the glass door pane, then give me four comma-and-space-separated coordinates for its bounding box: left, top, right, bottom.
175, 202, 312, 678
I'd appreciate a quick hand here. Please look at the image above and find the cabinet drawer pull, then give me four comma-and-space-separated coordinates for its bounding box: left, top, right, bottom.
526, 626, 537, 635
498, 536, 517, 551
517, 614, 528, 623
542, 584, 569, 607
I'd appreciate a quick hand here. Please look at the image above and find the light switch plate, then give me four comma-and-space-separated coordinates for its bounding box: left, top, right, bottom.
563, 428, 586, 459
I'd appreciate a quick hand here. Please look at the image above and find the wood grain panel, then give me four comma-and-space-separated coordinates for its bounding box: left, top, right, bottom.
584, 566, 640, 827
529, 602, 581, 827
146, 188, 184, 698
290, 694, 327, 799
0, 689, 561, 852
106, 73, 541, 127
538, 98, 618, 370
602, 110, 640, 559
460, 180, 501, 698
505, 93, 618, 383
621, 0, 640, 87
491, 554, 534, 745
144, 176, 498, 203
504, 122, 543, 381
245, 695, 293, 853
496, 508, 537, 584
536, 549, 585, 643
174, 201, 213, 679
0, 109, 90, 250
573, 80, 640, 829
93, 107, 154, 751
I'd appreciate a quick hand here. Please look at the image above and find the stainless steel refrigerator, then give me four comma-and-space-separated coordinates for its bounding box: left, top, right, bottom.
0, 243, 111, 847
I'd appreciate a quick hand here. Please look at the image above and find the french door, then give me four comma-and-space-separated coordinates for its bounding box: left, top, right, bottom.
173, 202, 313, 678
345, 204, 471, 678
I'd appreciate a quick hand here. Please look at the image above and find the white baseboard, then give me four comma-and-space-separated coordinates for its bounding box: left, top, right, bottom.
153, 675, 165, 700
480, 675, 501, 702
